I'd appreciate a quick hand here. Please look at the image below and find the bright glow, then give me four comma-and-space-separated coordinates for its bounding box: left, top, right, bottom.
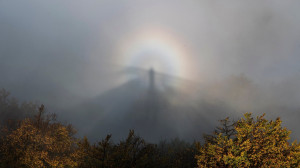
117, 27, 195, 80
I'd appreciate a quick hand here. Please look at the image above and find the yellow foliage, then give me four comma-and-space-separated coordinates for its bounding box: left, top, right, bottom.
196, 113, 300, 168
0, 108, 80, 168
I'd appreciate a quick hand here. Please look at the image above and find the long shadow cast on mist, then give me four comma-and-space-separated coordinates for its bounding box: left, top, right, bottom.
67, 69, 235, 143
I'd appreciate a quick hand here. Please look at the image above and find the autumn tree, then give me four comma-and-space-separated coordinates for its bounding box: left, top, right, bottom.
77, 134, 114, 168
196, 113, 300, 168
0, 104, 80, 168
77, 136, 97, 168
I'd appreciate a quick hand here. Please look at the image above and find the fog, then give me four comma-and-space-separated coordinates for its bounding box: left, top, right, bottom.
1, 0, 300, 142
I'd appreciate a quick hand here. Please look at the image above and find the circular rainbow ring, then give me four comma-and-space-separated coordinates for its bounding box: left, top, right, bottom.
117, 27, 195, 80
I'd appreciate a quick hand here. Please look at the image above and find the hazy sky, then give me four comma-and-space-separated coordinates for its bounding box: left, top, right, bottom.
1, 1, 300, 141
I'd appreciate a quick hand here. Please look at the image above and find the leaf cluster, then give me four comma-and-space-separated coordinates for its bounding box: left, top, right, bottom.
196, 113, 300, 168
0, 105, 79, 168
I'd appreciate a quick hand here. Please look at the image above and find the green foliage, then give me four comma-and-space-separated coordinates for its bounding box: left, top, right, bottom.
196, 113, 300, 168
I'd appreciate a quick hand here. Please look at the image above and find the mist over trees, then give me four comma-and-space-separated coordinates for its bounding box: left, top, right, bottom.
0, 89, 36, 129
0, 89, 299, 167
1, 1, 300, 167
1, 0, 300, 143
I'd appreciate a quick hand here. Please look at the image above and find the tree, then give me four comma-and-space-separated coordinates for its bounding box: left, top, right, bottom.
196, 113, 300, 168
77, 136, 98, 168
111, 130, 158, 168
203, 117, 236, 145
0, 88, 36, 129
78, 134, 114, 168
156, 138, 198, 168
96, 134, 114, 168
0, 105, 80, 168
78, 130, 159, 168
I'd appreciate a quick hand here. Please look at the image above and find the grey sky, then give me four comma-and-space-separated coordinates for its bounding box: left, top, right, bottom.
1, 0, 300, 141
